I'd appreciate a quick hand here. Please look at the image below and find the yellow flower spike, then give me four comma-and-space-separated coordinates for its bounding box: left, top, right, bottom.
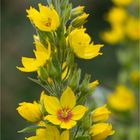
89, 123, 115, 140
17, 36, 51, 72
26, 124, 69, 140
68, 28, 103, 59
112, 0, 132, 6
107, 85, 136, 111
17, 101, 42, 123
44, 87, 88, 129
91, 104, 111, 122
26, 4, 60, 32
89, 80, 99, 89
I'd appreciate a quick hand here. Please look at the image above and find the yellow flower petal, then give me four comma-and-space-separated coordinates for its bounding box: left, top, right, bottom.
44, 96, 61, 115
91, 104, 111, 122
60, 87, 76, 109
71, 105, 88, 120
90, 123, 115, 140
17, 57, 38, 72
26, 136, 43, 140
45, 115, 61, 125
60, 120, 77, 129
60, 130, 69, 140
77, 44, 103, 59
17, 102, 41, 122
17, 37, 51, 73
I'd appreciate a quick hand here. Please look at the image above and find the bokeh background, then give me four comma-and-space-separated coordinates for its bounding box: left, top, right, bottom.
2, 0, 139, 140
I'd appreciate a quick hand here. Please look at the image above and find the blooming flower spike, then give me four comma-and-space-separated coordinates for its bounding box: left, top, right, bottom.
44, 87, 88, 129
27, 4, 60, 32
17, 36, 51, 72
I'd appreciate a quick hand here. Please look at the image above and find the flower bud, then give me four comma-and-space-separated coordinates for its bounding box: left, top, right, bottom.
89, 80, 99, 89
71, 6, 85, 19
89, 123, 115, 140
17, 101, 42, 122
91, 105, 111, 122
72, 13, 89, 28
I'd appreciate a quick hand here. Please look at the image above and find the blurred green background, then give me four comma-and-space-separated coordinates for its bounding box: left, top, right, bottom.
2, 0, 128, 140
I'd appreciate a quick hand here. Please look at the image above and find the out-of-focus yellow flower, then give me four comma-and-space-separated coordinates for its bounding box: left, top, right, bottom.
27, 4, 60, 32
17, 101, 42, 122
26, 124, 69, 140
106, 7, 127, 25
91, 104, 111, 122
44, 87, 87, 129
101, 27, 124, 44
112, 0, 132, 6
89, 123, 115, 140
107, 85, 136, 111
67, 28, 103, 59
125, 17, 140, 40
130, 70, 140, 83
17, 36, 51, 72
89, 80, 99, 89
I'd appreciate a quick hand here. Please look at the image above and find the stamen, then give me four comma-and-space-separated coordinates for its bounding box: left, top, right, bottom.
45, 18, 52, 27
57, 108, 73, 122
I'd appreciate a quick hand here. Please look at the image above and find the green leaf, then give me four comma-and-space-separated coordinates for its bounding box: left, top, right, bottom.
18, 125, 45, 133
75, 136, 90, 140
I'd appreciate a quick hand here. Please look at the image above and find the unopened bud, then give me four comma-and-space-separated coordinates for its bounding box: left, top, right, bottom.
72, 13, 89, 28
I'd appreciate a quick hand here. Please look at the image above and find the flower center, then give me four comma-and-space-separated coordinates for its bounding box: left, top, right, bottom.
45, 18, 52, 27
57, 108, 72, 122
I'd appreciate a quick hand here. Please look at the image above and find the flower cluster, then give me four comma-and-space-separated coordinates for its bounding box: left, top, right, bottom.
16, 0, 114, 140
100, 0, 139, 139
90, 105, 114, 140
101, 0, 140, 44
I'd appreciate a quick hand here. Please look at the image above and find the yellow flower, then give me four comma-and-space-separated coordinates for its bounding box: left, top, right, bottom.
112, 0, 132, 6
17, 101, 42, 122
44, 87, 88, 129
89, 123, 115, 140
107, 85, 136, 111
17, 36, 51, 72
106, 7, 127, 25
67, 28, 103, 59
125, 17, 140, 40
91, 104, 111, 122
101, 27, 124, 44
26, 124, 69, 140
89, 80, 99, 89
26, 4, 60, 32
